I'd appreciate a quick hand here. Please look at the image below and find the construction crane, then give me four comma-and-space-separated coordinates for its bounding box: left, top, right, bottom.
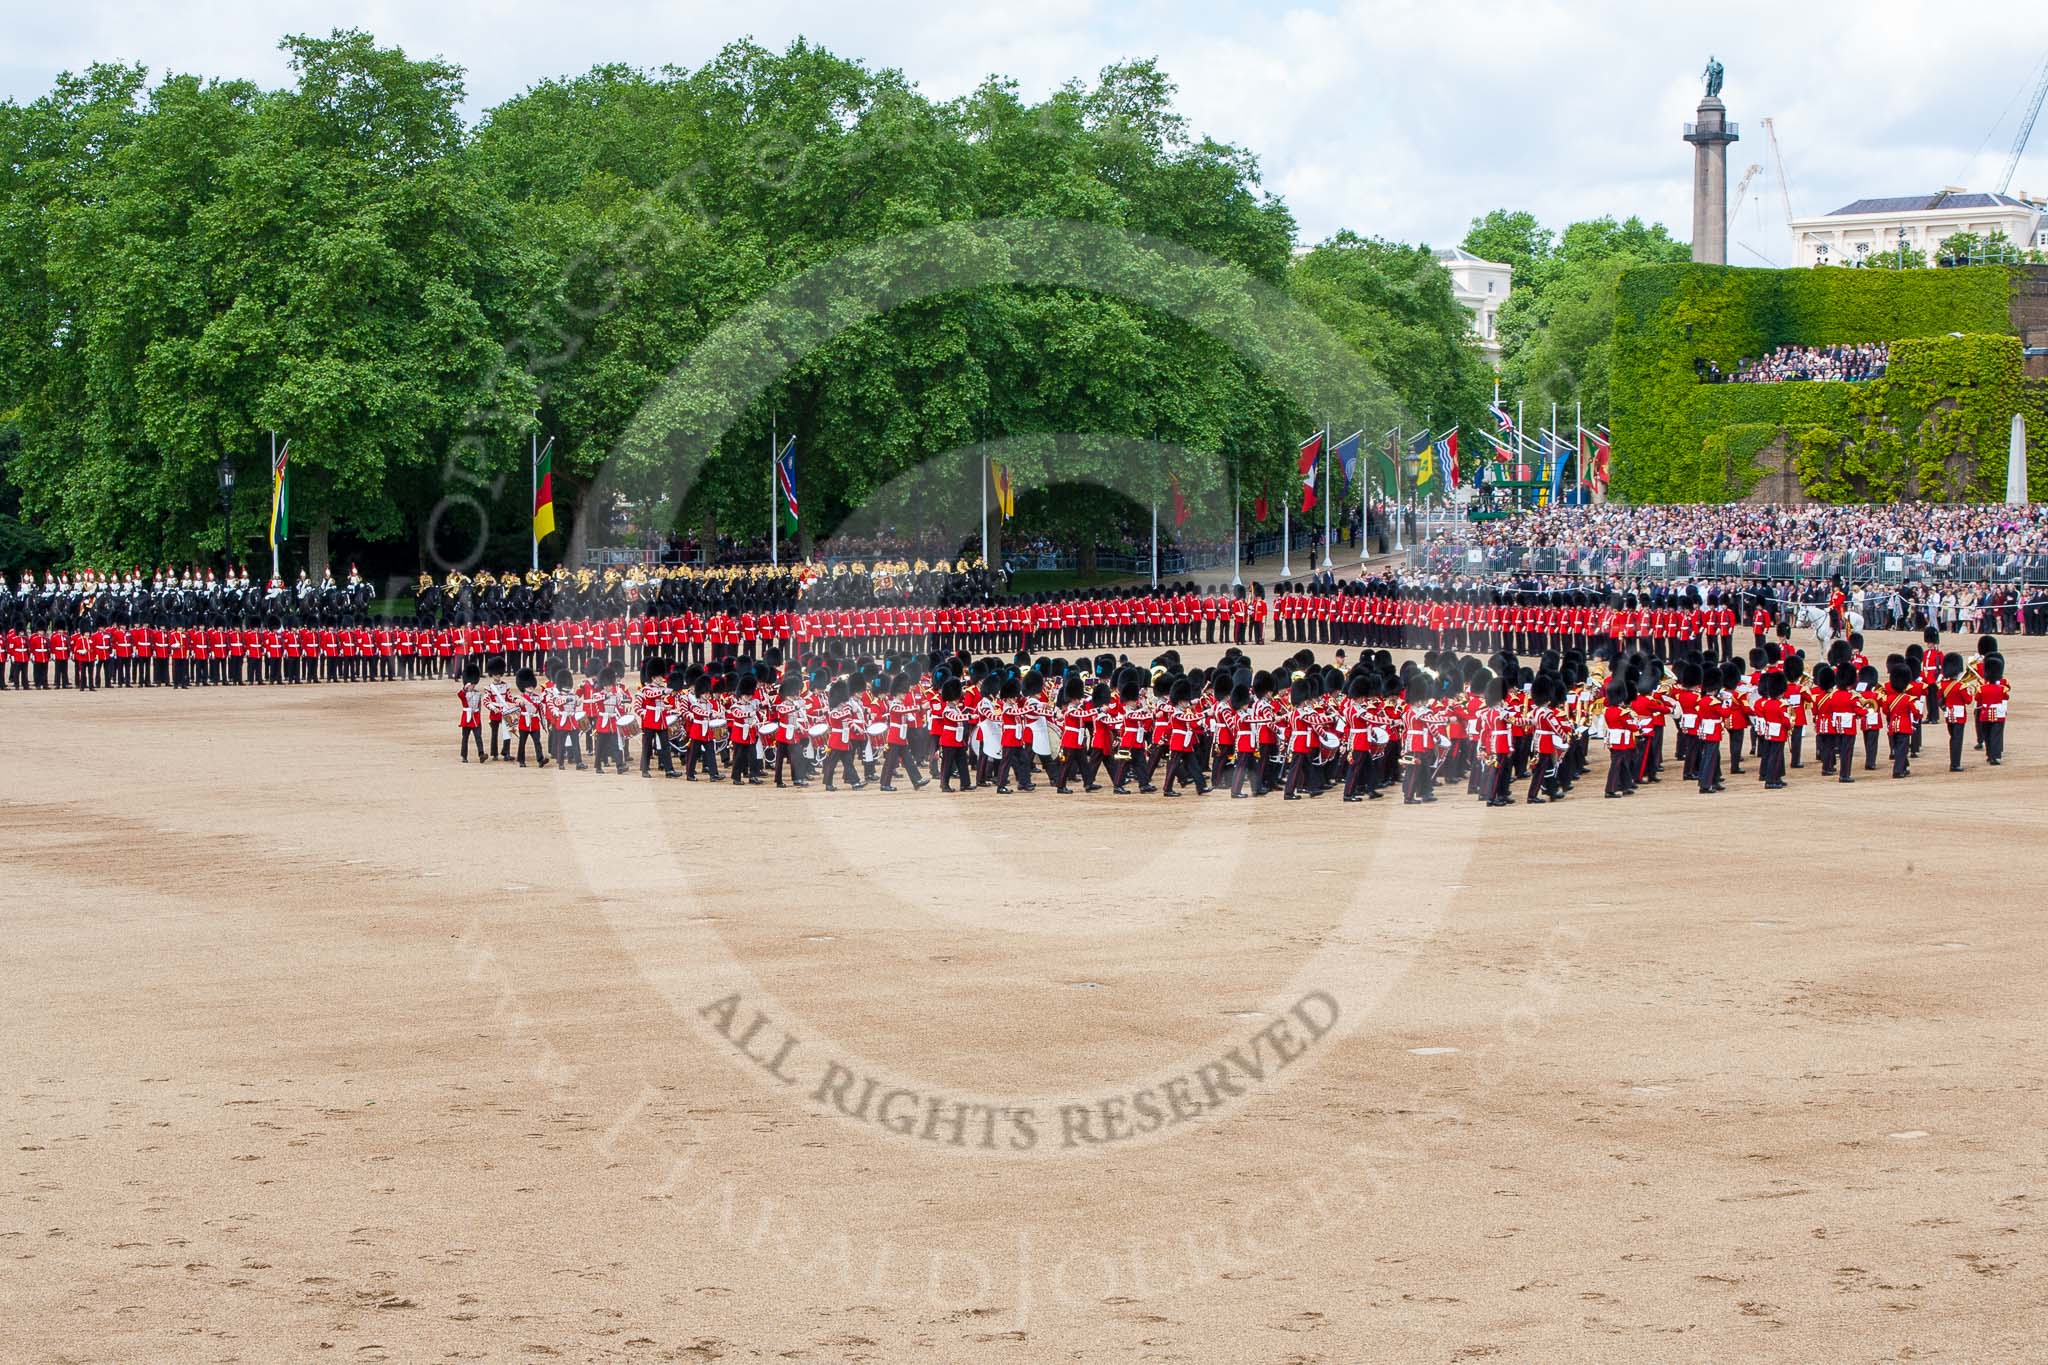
1731, 120, 1795, 265
1997, 53, 2048, 196
1763, 118, 1795, 227
1731, 162, 1763, 207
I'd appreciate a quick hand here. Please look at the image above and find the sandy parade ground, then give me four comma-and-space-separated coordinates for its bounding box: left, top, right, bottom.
5, 628, 2046, 1363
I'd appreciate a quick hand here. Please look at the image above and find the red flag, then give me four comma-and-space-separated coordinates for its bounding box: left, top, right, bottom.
1594, 433, 1611, 492
1253, 493, 1269, 525
1297, 431, 1322, 514
1296, 430, 1323, 477
1170, 474, 1189, 530
1442, 430, 1460, 487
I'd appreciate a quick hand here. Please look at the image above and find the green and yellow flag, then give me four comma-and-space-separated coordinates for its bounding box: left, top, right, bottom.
268, 443, 290, 548
533, 444, 557, 542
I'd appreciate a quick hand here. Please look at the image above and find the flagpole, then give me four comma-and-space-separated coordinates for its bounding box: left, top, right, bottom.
1550, 401, 1559, 506
1392, 424, 1404, 553
1319, 425, 1333, 570
1516, 399, 1527, 510
531, 432, 539, 572
980, 450, 990, 570
1280, 479, 1291, 578
1575, 399, 1583, 501
1146, 493, 1163, 593
770, 415, 778, 568
269, 432, 279, 582
1231, 468, 1242, 588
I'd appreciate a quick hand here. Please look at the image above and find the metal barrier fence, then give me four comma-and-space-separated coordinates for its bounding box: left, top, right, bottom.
1403, 544, 2048, 586
1000, 527, 1334, 577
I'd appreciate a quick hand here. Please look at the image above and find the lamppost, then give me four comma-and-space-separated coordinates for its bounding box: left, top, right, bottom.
217, 454, 236, 581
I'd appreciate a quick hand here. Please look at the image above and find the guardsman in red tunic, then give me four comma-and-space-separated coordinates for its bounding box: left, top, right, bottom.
637, 665, 677, 778
877, 673, 930, 792
1882, 663, 1921, 779
1160, 677, 1206, 797
1936, 653, 1971, 772
726, 674, 765, 785
1601, 678, 1637, 799
820, 677, 865, 791
457, 663, 487, 762
1753, 671, 1790, 789
1692, 676, 1726, 794
1975, 655, 2009, 766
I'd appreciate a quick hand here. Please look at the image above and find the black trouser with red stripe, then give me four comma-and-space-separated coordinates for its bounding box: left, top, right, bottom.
880, 743, 924, 789
1604, 748, 1631, 796
821, 748, 860, 789
1694, 741, 1720, 792
1758, 739, 1786, 786
999, 744, 1035, 791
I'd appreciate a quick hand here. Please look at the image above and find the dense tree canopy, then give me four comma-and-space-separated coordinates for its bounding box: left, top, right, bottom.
0, 32, 1490, 573
1463, 210, 1690, 428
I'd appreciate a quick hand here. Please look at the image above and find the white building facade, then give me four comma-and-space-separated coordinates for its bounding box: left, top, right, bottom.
1788, 191, 2046, 267
1431, 246, 1511, 363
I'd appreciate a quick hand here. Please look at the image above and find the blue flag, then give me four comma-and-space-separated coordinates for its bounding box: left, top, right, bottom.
1546, 436, 1571, 506
1330, 430, 1361, 487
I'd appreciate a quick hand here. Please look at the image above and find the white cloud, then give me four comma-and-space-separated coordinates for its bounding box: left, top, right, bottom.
7, 1, 2048, 262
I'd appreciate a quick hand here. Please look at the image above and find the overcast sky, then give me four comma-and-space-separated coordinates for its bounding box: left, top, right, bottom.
8, 2, 2048, 265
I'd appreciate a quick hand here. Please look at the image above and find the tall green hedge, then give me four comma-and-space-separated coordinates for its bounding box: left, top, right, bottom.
1608, 263, 2022, 501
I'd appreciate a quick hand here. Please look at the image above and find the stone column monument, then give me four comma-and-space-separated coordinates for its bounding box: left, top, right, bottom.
1684, 57, 1739, 265
2009, 413, 2029, 505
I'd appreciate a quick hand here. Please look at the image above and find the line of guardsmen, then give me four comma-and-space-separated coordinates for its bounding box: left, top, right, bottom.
443, 627, 2012, 806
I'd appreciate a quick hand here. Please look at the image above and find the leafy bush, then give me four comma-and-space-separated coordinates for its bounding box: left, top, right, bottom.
1609, 263, 2026, 501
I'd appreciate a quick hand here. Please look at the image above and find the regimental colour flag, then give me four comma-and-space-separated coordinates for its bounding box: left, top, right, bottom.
1170, 472, 1189, 529
268, 442, 290, 549
532, 444, 556, 542
1297, 429, 1324, 514
776, 436, 799, 533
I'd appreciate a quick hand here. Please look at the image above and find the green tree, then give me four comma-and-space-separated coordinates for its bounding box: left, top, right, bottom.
1491, 214, 1690, 426
0, 31, 532, 573
1936, 230, 1982, 262
1861, 243, 1928, 270
474, 45, 1325, 560
1460, 208, 1552, 285
1289, 231, 1489, 445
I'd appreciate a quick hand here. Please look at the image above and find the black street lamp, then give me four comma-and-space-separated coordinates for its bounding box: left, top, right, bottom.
217, 454, 236, 581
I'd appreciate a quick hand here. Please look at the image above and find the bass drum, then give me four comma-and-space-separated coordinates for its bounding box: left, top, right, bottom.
974, 718, 1003, 756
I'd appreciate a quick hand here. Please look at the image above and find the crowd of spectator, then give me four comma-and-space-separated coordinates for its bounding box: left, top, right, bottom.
1427, 502, 2048, 561
1702, 343, 1888, 384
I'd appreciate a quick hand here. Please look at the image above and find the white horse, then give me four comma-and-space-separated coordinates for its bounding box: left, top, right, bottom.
1793, 601, 1863, 648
